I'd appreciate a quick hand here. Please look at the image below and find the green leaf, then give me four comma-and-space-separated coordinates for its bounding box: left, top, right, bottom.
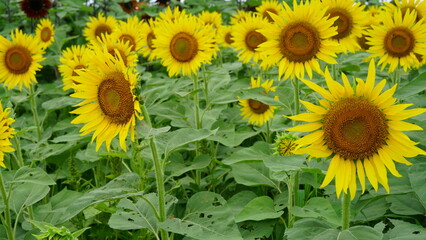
231, 162, 279, 189
167, 154, 211, 180
385, 219, 426, 240
338, 226, 382, 240
11, 183, 50, 214
50, 133, 86, 143
208, 123, 258, 147
263, 154, 307, 175
159, 192, 242, 240
235, 196, 283, 222
291, 197, 340, 227
395, 72, 426, 98
387, 193, 425, 215
41, 96, 80, 111
11, 166, 55, 185
222, 141, 272, 165
227, 191, 258, 217
238, 220, 275, 240
408, 160, 426, 209
164, 128, 217, 157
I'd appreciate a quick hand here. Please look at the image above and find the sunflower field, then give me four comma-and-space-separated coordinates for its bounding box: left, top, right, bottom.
1, 0, 426, 239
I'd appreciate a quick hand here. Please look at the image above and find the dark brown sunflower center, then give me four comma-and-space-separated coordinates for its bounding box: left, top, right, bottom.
40, 27, 52, 42
97, 72, 134, 124
29, 0, 44, 10
328, 8, 353, 40
5, 45, 32, 74
245, 30, 266, 51
108, 48, 128, 66
119, 34, 136, 51
147, 32, 155, 50
384, 27, 415, 58
279, 21, 320, 62
263, 8, 278, 22
323, 97, 388, 160
170, 32, 198, 62
357, 27, 372, 51
225, 32, 234, 44
95, 24, 112, 39
248, 99, 269, 114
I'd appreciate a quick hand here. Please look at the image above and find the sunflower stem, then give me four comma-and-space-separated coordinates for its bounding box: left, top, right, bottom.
341, 192, 351, 230
291, 78, 300, 126
11, 137, 24, 169
391, 66, 401, 88
192, 74, 202, 186
0, 169, 14, 240
141, 104, 169, 240
287, 173, 295, 228
202, 65, 209, 107
29, 85, 42, 141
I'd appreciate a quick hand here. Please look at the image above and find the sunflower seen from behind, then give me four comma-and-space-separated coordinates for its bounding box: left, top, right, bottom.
70, 49, 141, 151
0, 102, 15, 168
35, 18, 55, 49
152, 14, 216, 77
287, 60, 426, 199
239, 77, 278, 126
83, 13, 118, 44
367, 9, 426, 72
257, 0, 338, 80
0, 30, 44, 90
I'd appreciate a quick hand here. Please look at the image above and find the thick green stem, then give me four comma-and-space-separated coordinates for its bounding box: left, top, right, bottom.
0, 170, 14, 240
341, 192, 351, 230
141, 105, 169, 240
287, 174, 295, 228
391, 67, 401, 88
192, 74, 202, 186
11, 137, 24, 168
29, 85, 42, 141
291, 78, 300, 126
202, 65, 209, 107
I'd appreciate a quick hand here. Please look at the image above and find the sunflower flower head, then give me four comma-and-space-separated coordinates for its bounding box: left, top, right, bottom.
59, 45, 92, 91
287, 59, 426, 199
198, 11, 222, 31
140, 19, 158, 60
83, 13, 118, 44
89, 34, 138, 68
384, 0, 426, 24
256, 0, 284, 23
35, 18, 55, 49
218, 25, 234, 47
239, 77, 278, 126
0, 102, 16, 168
274, 133, 299, 156
111, 16, 143, 52
0, 29, 45, 90
19, 0, 51, 19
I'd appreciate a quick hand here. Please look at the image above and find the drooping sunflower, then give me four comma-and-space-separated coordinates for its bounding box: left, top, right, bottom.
256, 0, 284, 23
385, 0, 426, 23
90, 34, 138, 68
218, 25, 234, 47
287, 60, 426, 199
257, 0, 338, 80
35, 18, 55, 49
59, 45, 92, 91
70, 49, 141, 152
111, 16, 143, 52
0, 102, 15, 168
320, 0, 366, 53
19, 0, 51, 19
140, 19, 157, 60
83, 13, 118, 44
367, 9, 426, 72
152, 14, 216, 77
198, 11, 222, 31
239, 77, 278, 126
0, 30, 44, 90
232, 13, 271, 64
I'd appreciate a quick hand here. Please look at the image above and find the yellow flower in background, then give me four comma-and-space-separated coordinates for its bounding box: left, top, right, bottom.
287, 60, 426, 199
198, 11, 222, 31
0, 29, 44, 90
232, 13, 271, 64
385, 0, 426, 23
367, 9, 426, 72
0, 102, 15, 168
111, 16, 143, 52
157, 6, 187, 23
59, 45, 92, 91
152, 14, 217, 77
89, 34, 138, 68
140, 19, 157, 61
35, 18, 55, 49
321, 0, 366, 53
230, 9, 252, 25
257, 0, 338, 80
83, 13, 117, 44
218, 25, 234, 47
256, 0, 284, 23
70, 49, 141, 151
239, 77, 278, 126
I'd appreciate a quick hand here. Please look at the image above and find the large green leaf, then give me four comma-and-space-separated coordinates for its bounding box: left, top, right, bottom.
231, 162, 279, 189
159, 192, 242, 240
384, 219, 426, 240
208, 123, 258, 147
11, 183, 50, 214
163, 128, 217, 157
222, 141, 272, 165
235, 196, 283, 222
387, 193, 425, 215
11, 166, 56, 185
166, 154, 211, 180
291, 197, 340, 227
395, 72, 426, 98
408, 159, 426, 209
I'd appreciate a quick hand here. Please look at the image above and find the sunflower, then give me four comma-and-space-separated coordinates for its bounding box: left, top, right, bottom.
230, 10, 252, 25
157, 6, 187, 23
83, 13, 118, 44
367, 9, 426, 72
287, 60, 426, 199
232, 13, 271, 64
385, 0, 426, 23
35, 18, 55, 49
111, 16, 143, 52
19, 0, 51, 19
198, 11, 222, 31
0, 30, 44, 90
152, 14, 216, 77
256, 0, 284, 23
356, 6, 386, 51
118, 0, 144, 14
140, 19, 157, 60
0, 102, 15, 168
320, 0, 366, 53
70, 49, 141, 152
257, 0, 338, 80
90, 33, 138, 68
239, 77, 278, 126
59, 45, 92, 91
218, 25, 234, 47
274, 133, 299, 156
